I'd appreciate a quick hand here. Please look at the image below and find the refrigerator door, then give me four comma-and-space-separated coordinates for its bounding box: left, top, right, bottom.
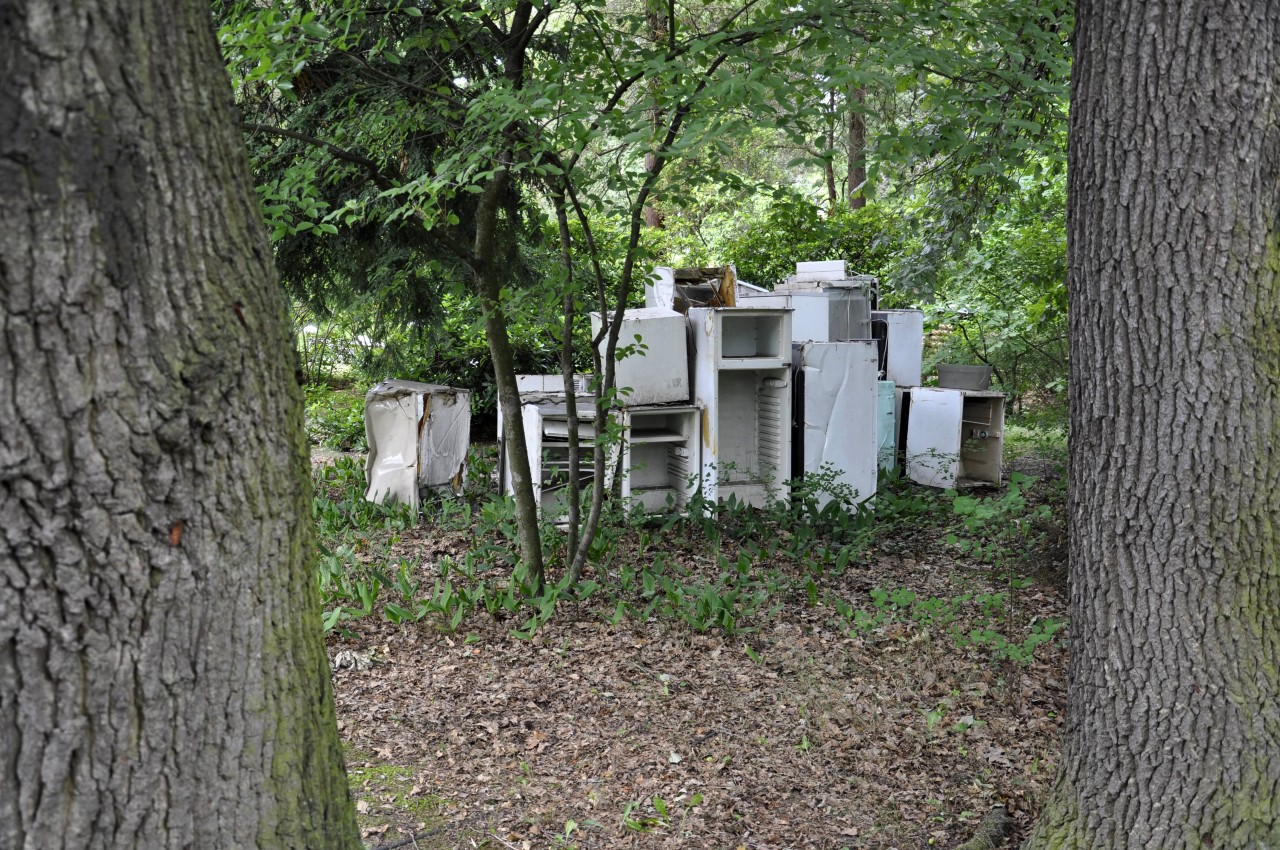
417, 389, 470, 495
364, 390, 423, 510
796, 341, 879, 506
905, 388, 964, 488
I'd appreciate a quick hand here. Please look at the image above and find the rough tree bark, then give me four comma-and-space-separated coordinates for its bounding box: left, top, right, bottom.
846, 84, 866, 211
0, 2, 360, 848
1025, 1, 1280, 847
643, 0, 670, 229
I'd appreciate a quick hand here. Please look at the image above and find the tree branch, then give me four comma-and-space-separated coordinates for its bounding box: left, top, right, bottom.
239, 122, 396, 191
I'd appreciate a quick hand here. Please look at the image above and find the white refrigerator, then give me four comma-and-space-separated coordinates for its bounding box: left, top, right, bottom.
905, 388, 1005, 488
792, 341, 880, 507
689, 307, 793, 507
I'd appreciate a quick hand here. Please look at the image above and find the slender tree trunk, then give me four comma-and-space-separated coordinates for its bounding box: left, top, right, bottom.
0, 2, 359, 848
643, 0, 670, 229
473, 172, 545, 591
1025, 2, 1280, 847
846, 84, 867, 210
552, 191, 583, 559
824, 95, 839, 212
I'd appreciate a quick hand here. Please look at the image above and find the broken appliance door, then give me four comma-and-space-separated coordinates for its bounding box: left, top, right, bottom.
364, 380, 471, 509
792, 340, 879, 508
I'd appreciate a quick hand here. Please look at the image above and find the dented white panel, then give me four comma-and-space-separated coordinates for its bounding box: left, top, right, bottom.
364, 391, 423, 509
645, 267, 677, 310
364, 380, 471, 509
591, 308, 689, 405
905, 387, 964, 488
417, 389, 470, 493
797, 341, 878, 507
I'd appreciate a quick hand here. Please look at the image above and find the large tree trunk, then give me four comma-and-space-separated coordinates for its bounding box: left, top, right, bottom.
1025, 2, 1280, 847
0, 2, 359, 848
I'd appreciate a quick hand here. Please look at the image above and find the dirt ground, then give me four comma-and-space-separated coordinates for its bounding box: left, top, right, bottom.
325, 476, 1068, 850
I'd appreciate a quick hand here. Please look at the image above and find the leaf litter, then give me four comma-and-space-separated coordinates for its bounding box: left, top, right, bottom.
327, 491, 1068, 850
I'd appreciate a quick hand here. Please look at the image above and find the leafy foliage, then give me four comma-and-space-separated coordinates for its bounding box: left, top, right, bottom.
926, 167, 1068, 407
312, 449, 1065, 666
718, 194, 906, 287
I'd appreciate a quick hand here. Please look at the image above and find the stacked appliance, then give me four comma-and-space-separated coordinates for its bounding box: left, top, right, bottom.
738, 260, 879, 507
496, 258, 1004, 519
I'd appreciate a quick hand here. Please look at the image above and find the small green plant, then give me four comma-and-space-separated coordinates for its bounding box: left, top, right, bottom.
313, 457, 417, 632
305, 384, 368, 451
620, 793, 703, 834
551, 819, 580, 848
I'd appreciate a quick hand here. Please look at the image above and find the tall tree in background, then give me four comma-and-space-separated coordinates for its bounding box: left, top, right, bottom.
846, 84, 867, 210
1026, 1, 1280, 846
0, 2, 359, 847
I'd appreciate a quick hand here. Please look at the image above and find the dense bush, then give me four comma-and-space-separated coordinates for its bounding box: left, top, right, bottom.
717, 195, 906, 287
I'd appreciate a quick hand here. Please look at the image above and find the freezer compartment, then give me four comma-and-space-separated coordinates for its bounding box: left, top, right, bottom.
719, 312, 789, 363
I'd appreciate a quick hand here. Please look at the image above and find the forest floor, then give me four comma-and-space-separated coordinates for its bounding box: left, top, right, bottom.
320, 452, 1069, 850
